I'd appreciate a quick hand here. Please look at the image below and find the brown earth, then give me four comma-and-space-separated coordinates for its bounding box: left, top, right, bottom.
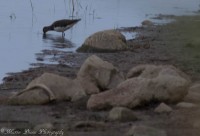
0, 15, 200, 136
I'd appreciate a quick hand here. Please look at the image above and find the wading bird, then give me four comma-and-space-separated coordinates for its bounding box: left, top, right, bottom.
43, 19, 81, 37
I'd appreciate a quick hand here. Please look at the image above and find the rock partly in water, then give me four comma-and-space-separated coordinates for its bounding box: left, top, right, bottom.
125, 125, 167, 136
8, 73, 86, 105
77, 30, 127, 52
87, 65, 190, 110
141, 20, 154, 26
154, 103, 172, 113
108, 107, 137, 122
76, 55, 124, 94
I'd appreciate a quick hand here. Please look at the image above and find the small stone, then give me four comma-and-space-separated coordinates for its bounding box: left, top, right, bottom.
141, 20, 153, 26
73, 121, 105, 129
154, 103, 172, 113
193, 121, 200, 129
108, 107, 137, 122
176, 102, 198, 108
0, 94, 8, 104
183, 83, 200, 104
125, 125, 167, 136
34, 123, 54, 131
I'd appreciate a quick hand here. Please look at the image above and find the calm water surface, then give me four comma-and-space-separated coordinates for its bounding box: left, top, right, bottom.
0, 0, 199, 82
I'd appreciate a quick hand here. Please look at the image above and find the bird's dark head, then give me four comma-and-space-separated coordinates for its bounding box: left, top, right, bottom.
43, 26, 48, 34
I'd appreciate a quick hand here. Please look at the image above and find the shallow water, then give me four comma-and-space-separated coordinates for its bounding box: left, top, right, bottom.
0, 0, 199, 82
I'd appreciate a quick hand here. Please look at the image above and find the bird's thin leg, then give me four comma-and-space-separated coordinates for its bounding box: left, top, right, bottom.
62, 32, 64, 38
62, 32, 65, 38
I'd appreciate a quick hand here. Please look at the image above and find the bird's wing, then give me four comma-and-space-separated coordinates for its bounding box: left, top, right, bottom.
52, 19, 80, 27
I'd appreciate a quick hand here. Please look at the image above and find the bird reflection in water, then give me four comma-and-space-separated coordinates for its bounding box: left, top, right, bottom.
42, 34, 74, 49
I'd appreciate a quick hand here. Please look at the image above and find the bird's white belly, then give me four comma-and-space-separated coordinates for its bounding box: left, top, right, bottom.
54, 27, 68, 32
54, 24, 74, 32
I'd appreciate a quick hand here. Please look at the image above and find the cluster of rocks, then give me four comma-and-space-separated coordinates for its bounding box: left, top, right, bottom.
1, 54, 200, 135
4, 54, 200, 108
5, 55, 192, 107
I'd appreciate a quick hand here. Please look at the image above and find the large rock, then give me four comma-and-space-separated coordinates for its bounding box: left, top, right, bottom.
108, 107, 137, 122
76, 55, 124, 94
125, 125, 167, 136
87, 65, 190, 110
77, 30, 127, 52
8, 73, 86, 105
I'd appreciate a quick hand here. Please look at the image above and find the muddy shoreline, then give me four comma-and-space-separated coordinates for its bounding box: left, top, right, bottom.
0, 24, 180, 90
0, 15, 200, 136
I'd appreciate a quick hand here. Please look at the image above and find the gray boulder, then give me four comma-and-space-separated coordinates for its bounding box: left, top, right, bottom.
77, 30, 127, 52
87, 65, 190, 110
8, 73, 86, 105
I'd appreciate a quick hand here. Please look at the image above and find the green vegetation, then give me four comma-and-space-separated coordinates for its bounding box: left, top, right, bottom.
161, 15, 200, 79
